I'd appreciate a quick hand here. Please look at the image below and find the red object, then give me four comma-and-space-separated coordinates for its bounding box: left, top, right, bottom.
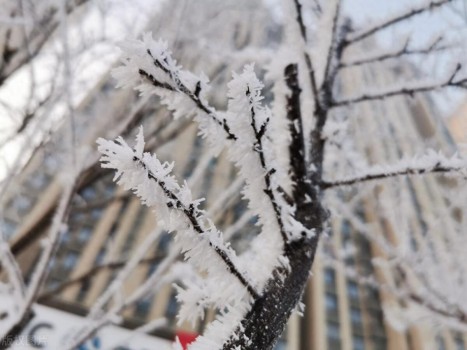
176, 331, 198, 349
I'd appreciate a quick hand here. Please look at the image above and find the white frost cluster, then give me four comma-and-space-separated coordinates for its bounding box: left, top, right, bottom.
112, 33, 226, 150
107, 34, 317, 349
224, 65, 315, 283
97, 128, 253, 331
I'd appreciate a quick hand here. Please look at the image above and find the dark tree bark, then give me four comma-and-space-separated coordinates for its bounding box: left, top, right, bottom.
221, 63, 327, 350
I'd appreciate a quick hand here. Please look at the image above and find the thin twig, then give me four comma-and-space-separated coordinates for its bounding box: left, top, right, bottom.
322, 163, 466, 189
340, 37, 450, 68
345, 0, 452, 46
332, 64, 467, 107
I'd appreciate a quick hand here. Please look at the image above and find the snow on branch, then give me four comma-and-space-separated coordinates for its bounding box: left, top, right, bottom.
345, 0, 453, 46
225, 65, 310, 243
332, 63, 467, 107
322, 150, 467, 189
112, 33, 237, 142
97, 128, 260, 313
113, 35, 300, 246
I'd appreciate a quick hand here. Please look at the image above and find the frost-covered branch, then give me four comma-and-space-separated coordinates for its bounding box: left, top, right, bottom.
113, 35, 237, 141
344, 0, 453, 46
332, 63, 467, 107
97, 129, 260, 299
244, 80, 288, 243
322, 151, 467, 189
114, 35, 301, 247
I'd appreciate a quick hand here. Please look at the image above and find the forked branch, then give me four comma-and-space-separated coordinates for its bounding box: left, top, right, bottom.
138, 48, 237, 140
345, 0, 453, 46
332, 63, 466, 107
340, 36, 450, 68
97, 132, 260, 300
322, 155, 467, 189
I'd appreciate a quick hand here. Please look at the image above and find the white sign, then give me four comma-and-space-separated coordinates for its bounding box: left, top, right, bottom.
0, 297, 172, 350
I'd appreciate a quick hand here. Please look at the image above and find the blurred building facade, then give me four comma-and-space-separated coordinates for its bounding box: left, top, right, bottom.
297, 61, 466, 350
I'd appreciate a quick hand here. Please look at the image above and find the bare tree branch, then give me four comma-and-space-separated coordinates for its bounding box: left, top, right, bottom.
340, 35, 451, 68
344, 0, 453, 46
323, 1, 344, 87
38, 255, 164, 301
332, 63, 467, 107
293, 0, 319, 101
396, 267, 467, 325
291, 0, 321, 120
0, 177, 76, 349
0, 0, 90, 86
322, 161, 466, 189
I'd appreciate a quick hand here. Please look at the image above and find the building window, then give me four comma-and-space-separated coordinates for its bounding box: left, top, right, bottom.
46, 257, 57, 275
350, 308, 362, 325
436, 335, 446, 350
63, 251, 79, 269
365, 287, 380, 303
324, 268, 336, 289
78, 227, 92, 243
353, 335, 365, 350
2, 219, 17, 239
135, 298, 152, 320
81, 187, 97, 201
94, 247, 106, 265
60, 229, 70, 245
373, 336, 387, 350
13, 195, 33, 214
158, 232, 172, 253
341, 220, 352, 241
325, 293, 338, 313
347, 281, 359, 300
27, 173, 50, 190
455, 334, 465, 350
369, 309, 385, 333
327, 322, 340, 339
91, 208, 103, 220
46, 278, 61, 290
147, 262, 159, 276
273, 340, 287, 350
327, 322, 341, 350
165, 291, 179, 325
